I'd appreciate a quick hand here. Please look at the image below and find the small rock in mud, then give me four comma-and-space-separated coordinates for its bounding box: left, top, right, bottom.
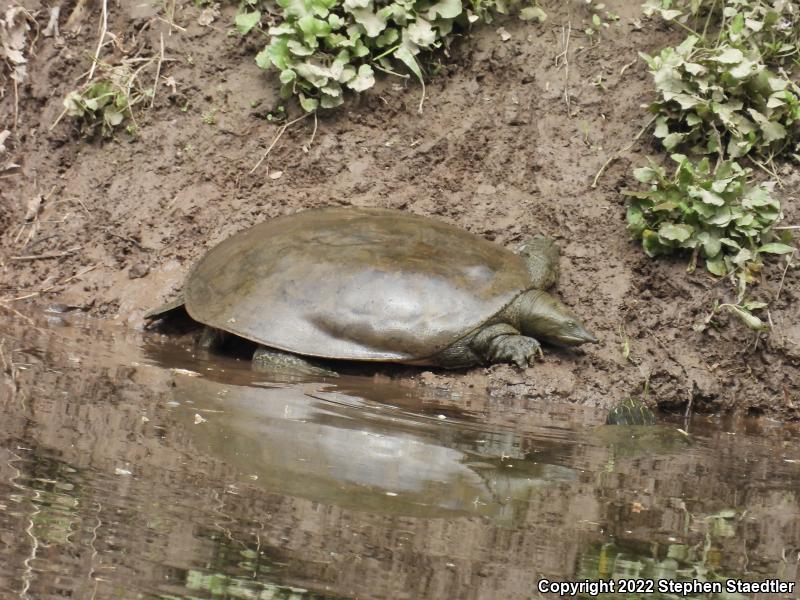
128, 262, 150, 279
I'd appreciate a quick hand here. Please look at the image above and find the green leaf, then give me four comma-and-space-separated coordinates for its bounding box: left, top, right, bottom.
235, 11, 261, 35
375, 27, 399, 47
682, 62, 705, 75
723, 304, 769, 331
287, 40, 315, 56
268, 23, 295, 35
654, 116, 669, 138
706, 255, 727, 276
743, 301, 768, 311
407, 18, 435, 46
662, 132, 685, 150
320, 91, 344, 108
757, 243, 794, 255
298, 94, 319, 112
519, 6, 546, 21
697, 232, 721, 258
626, 203, 645, 235
731, 59, 758, 79
713, 47, 744, 64
104, 109, 124, 126
659, 223, 693, 243
294, 62, 333, 87
730, 13, 745, 34
697, 188, 725, 206
642, 230, 668, 257
768, 77, 788, 92
659, 8, 681, 20
346, 64, 375, 91
633, 166, 657, 183
262, 38, 290, 70
427, 0, 462, 20
350, 6, 387, 37
760, 120, 786, 143
394, 45, 424, 83
279, 69, 297, 84
298, 15, 332, 40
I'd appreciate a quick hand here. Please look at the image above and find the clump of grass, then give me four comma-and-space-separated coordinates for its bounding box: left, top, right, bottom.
639, 0, 800, 162
625, 153, 791, 278
644, 0, 800, 65
53, 61, 156, 136
641, 35, 800, 160
243, 0, 546, 112
625, 0, 799, 330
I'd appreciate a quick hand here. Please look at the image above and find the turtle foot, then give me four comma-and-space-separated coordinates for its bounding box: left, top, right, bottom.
252, 347, 338, 378
487, 335, 542, 368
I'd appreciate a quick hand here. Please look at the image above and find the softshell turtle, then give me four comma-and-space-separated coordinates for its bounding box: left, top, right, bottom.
145, 207, 597, 371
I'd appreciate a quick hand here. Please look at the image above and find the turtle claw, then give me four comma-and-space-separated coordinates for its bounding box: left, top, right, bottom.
488, 335, 542, 368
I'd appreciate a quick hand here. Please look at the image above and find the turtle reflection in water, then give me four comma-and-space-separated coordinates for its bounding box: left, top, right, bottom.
146, 207, 597, 372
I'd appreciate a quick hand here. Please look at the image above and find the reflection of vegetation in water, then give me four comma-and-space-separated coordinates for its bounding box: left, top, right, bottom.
576, 509, 752, 600
605, 397, 656, 427
156, 527, 349, 600
29, 484, 80, 545
159, 568, 349, 599
14, 457, 83, 546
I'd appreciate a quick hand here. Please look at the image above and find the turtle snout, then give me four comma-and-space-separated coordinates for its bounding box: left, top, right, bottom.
559, 321, 598, 346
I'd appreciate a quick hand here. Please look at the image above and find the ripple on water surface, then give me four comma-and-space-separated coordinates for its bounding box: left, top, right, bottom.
0, 314, 799, 599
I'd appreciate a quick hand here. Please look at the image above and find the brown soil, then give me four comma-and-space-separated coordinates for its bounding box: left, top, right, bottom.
2, 0, 799, 419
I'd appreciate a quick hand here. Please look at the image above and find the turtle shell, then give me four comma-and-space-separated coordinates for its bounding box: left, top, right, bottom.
184, 207, 534, 362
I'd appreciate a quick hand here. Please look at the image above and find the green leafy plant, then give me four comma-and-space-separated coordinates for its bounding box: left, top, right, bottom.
55, 62, 152, 136
625, 153, 792, 279
641, 35, 800, 160
582, 0, 620, 38
643, 0, 800, 65
623, 0, 798, 333
250, 0, 545, 111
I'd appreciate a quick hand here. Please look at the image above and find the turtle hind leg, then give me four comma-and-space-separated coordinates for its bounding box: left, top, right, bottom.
252, 346, 338, 378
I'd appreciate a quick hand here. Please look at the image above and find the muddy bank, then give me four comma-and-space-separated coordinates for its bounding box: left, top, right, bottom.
1, 0, 799, 419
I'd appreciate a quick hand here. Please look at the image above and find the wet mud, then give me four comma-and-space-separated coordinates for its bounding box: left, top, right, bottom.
1, 1, 799, 419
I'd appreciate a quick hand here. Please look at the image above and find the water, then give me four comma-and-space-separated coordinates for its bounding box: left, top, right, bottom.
0, 310, 799, 599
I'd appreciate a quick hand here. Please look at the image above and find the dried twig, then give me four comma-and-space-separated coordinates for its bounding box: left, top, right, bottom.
1, 265, 97, 302
555, 23, 572, 114
87, 0, 108, 81
103, 229, 150, 250
0, 303, 35, 324
619, 58, 637, 76
591, 115, 657, 188
250, 113, 311, 174
11, 246, 82, 261
775, 251, 794, 302
150, 33, 164, 108
305, 111, 318, 152
155, 14, 185, 33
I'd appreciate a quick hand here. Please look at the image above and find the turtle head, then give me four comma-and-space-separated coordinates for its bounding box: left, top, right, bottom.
518, 290, 598, 347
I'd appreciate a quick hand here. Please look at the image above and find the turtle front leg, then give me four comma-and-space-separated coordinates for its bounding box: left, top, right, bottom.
252, 346, 338, 378
470, 324, 542, 368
